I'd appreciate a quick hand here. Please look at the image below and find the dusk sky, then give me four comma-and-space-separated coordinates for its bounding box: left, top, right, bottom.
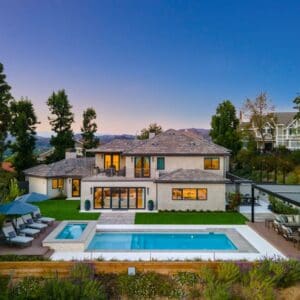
1, 0, 300, 136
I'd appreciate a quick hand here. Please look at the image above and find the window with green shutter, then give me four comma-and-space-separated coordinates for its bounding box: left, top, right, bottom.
157, 157, 165, 170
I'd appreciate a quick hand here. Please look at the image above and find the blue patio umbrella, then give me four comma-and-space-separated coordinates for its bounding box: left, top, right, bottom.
16, 192, 49, 203
0, 200, 38, 215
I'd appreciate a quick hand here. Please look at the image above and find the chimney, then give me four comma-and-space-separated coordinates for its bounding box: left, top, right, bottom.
149, 132, 155, 139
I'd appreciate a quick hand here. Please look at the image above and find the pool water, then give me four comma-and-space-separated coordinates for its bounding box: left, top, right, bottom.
56, 223, 87, 239
87, 232, 237, 250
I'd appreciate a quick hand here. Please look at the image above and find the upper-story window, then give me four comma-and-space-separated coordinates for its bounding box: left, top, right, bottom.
135, 156, 150, 178
204, 157, 220, 170
104, 154, 120, 171
157, 157, 165, 170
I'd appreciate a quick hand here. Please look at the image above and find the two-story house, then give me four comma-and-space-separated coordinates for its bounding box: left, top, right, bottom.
24, 129, 231, 211
242, 112, 300, 151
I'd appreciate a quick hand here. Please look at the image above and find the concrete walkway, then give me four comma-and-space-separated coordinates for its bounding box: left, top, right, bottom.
98, 212, 136, 224
239, 199, 275, 222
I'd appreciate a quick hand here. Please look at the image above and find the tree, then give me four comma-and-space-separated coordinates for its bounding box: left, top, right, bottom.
137, 123, 162, 140
81, 108, 99, 150
210, 100, 242, 156
293, 94, 300, 120
0, 63, 13, 163
47, 90, 74, 162
243, 92, 275, 152
9, 98, 38, 177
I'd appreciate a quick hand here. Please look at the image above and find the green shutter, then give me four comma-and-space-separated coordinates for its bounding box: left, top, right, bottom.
157, 157, 165, 170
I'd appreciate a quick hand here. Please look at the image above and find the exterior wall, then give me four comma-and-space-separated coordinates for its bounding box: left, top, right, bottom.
46, 178, 67, 199
124, 155, 227, 178
157, 183, 226, 211
28, 176, 47, 195
81, 180, 156, 210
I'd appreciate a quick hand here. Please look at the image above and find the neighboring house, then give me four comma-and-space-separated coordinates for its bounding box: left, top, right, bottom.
242, 112, 300, 151
24, 129, 231, 211
24, 158, 95, 199
37, 140, 84, 162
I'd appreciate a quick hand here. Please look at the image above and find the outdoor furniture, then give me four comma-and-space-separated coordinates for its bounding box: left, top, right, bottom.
265, 218, 274, 229
281, 225, 300, 242
2, 225, 33, 247
22, 214, 48, 231
12, 217, 40, 237
32, 208, 55, 225
16, 192, 49, 203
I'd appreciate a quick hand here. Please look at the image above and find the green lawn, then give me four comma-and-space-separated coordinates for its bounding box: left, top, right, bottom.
135, 212, 247, 224
35, 199, 100, 221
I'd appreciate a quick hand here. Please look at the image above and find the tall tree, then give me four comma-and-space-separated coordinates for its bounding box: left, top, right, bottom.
210, 100, 242, 156
9, 98, 38, 177
137, 123, 162, 140
0, 63, 13, 163
81, 108, 99, 150
243, 92, 275, 152
47, 90, 74, 162
293, 94, 300, 120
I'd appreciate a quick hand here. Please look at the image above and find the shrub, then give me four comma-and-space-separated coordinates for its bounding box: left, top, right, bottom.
8, 277, 44, 300
268, 195, 299, 214
0, 255, 50, 261
227, 193, 241, 211
69, 262, 95, 283
216, 262, 240, 286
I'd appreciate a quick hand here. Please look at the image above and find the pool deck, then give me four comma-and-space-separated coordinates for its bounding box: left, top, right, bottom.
0, 221, 60, 257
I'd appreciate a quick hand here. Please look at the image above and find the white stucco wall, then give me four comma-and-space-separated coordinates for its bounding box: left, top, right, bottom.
157, 183, 226, 211
28, 176, 47, 195
46, 178, 66, 198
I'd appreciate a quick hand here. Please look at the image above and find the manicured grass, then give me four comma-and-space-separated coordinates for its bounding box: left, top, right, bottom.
35, 199, 100, 221
135, 212, 248, 224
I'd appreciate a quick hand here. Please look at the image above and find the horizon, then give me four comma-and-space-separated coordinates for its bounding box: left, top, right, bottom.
1, 1, 300, 135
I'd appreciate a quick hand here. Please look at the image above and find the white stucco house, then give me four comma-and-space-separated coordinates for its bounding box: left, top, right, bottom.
24, 129, 231, 211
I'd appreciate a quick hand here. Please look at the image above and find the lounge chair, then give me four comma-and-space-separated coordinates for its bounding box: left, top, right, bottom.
32, 208, 55, 225
12, 217, 40, 237
2, 225, 33, 247
281, 225, 300, 242
22, 214, 48, 231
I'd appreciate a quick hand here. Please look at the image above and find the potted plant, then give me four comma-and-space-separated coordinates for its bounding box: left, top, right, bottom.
84, 199, 91, 211
148, 199, 154, 211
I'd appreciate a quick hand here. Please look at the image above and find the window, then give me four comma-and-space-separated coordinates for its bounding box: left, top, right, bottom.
104, 154, 120, 171
172, 188, 207, 200
52, 178, 64, 189
204, 157, 220, 170
157, 157, 165, 170
134, 156, 150, 178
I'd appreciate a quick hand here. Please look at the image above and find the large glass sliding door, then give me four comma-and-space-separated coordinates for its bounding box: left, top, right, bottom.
104, 154, 120, 171
93, 187, 145, 209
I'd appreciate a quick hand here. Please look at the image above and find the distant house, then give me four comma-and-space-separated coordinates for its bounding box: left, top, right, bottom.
242, 112, 300, 151
37, 140, 84, 162
24, 129, 231, 211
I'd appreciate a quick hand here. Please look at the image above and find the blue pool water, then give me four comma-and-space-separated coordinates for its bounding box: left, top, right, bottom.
56, 223, 87, 239
87, 232, 237, 250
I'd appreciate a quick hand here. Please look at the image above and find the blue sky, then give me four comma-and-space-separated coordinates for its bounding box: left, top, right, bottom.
1, 0, 300, 135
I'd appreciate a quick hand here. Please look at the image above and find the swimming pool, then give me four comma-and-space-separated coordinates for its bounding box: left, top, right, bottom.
87, 232, 237, 251
56, 223, 87, 240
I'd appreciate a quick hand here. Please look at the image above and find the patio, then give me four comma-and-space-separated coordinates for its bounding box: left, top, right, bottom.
0, 221, 60, 257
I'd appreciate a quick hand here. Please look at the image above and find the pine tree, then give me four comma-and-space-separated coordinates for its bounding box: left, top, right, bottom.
0, 63, 13, 163
10, 98, 37, 177
81, 107, 99, 150
47, 90, 74, 162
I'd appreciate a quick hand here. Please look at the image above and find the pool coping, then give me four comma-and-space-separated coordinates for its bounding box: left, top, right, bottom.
49, 225, 286, 261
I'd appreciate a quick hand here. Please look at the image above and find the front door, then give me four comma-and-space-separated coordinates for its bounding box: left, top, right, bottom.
72, 179, 81, 197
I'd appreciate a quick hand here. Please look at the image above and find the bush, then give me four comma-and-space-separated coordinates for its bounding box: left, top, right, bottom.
0, 255, 50, 261
8, 277, 44, 300
227, 193, 241, 211
268, 196, 299, 214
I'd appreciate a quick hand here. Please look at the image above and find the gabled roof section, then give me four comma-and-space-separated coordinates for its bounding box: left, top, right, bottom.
155, 168, 230, 183
274, 112, 296, 126
24, 157, 95, 178
87, 139, 144, 153
124, 129, 230, 156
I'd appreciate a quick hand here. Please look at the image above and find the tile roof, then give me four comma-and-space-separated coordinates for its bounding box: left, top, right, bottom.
124, 129, 230, 155
87, 139, 144, 153
155, 168, 230, 183
23, 157, 95, 178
